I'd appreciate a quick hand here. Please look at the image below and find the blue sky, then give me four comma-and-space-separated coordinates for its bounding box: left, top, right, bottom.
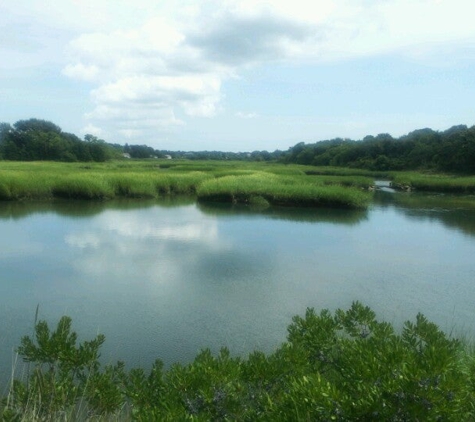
1, 0, 474, 152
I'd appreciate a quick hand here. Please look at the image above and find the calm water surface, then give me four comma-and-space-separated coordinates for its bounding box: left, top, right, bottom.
1, 191, 475, 390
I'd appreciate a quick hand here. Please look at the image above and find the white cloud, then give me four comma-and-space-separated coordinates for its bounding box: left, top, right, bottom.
81, 124, 104, 137
236, 112, 258, 119
63, 0, 475, 144
4, 0, 474, 145
62, 2, 323, 141
63, 63, 100, 81
91, 75, 221, 115
84, 104, 184, 138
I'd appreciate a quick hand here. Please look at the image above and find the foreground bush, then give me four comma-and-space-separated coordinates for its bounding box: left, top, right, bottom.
2, 302, 475, 421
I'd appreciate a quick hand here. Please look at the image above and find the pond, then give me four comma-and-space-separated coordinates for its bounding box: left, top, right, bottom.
1, 190, 475, 391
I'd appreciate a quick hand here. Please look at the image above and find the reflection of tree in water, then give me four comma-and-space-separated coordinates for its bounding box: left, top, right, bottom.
374, 190, 475, 237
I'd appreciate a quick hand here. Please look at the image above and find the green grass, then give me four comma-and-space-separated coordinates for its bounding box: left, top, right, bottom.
4, 160, 475, 208
391, 172, 475, 193
0, 160, 374, 209
304, 166, 391, 178
0, 171, 54, 200
151, 171, 213, 194
0, 162, 213, 200
310, 174, 374, 188
106, 173, 158, 198
197, 172, 372, 209
52, 174, 116, 200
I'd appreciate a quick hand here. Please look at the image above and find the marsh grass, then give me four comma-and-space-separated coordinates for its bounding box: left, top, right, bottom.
211, 169, 257, 178
151, 171, 213, 194
311, 175, 374, 188
304, 166, 390, 178
0, 162, 214, 201
106, 173, 157, 198
197, 172, 371, 209
392, 172, 475, 193
165, 164, 220, 172
0, 160, 373, 208
52, 174, 115, 200
0, 171, 54, 200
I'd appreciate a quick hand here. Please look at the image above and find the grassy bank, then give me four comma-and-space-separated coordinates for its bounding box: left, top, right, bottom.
2, 303, 475, 421
391, 172, 475, 193
4, 160, 475, 208
196, 172, 371, 209
0, 161, 373, 209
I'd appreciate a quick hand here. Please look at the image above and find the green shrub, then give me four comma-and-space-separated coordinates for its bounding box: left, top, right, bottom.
2, 316, 115, 420
3, 303, 474, 420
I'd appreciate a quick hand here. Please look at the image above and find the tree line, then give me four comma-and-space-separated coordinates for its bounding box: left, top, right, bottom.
2, 118, 475, 172
282, 125, 475, 173
0, 119, 117, 162
0, 118, 284, 162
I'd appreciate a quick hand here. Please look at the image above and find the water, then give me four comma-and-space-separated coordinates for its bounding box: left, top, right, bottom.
1, 191, 475, 390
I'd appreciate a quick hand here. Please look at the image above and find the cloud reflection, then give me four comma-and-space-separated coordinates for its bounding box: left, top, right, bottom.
64, 205, 229, 283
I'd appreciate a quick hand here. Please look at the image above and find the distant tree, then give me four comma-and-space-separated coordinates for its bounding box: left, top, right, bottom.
127, 144, 156, 159
0, 119, 115, 162
13, 118, 62, 134
0, 122, 12, 159
442, 124, 468, 137
0, 122, 11, 140
0, 119, 66, 161
282, 125, 475, 174
84, 134, 113, 162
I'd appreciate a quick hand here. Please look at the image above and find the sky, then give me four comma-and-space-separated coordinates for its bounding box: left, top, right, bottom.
1, 0, 475, 152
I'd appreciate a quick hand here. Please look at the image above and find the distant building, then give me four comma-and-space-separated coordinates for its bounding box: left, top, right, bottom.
122, 153, 131, 159
164, 155, 172, 160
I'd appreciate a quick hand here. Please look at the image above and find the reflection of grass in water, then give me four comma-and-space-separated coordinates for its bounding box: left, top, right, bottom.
0, 197, 197, 220
197, 201, 368, 225
378, 190, 475, 211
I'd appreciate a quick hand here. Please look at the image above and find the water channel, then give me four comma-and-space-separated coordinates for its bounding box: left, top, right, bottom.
1, 190, 475, 391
